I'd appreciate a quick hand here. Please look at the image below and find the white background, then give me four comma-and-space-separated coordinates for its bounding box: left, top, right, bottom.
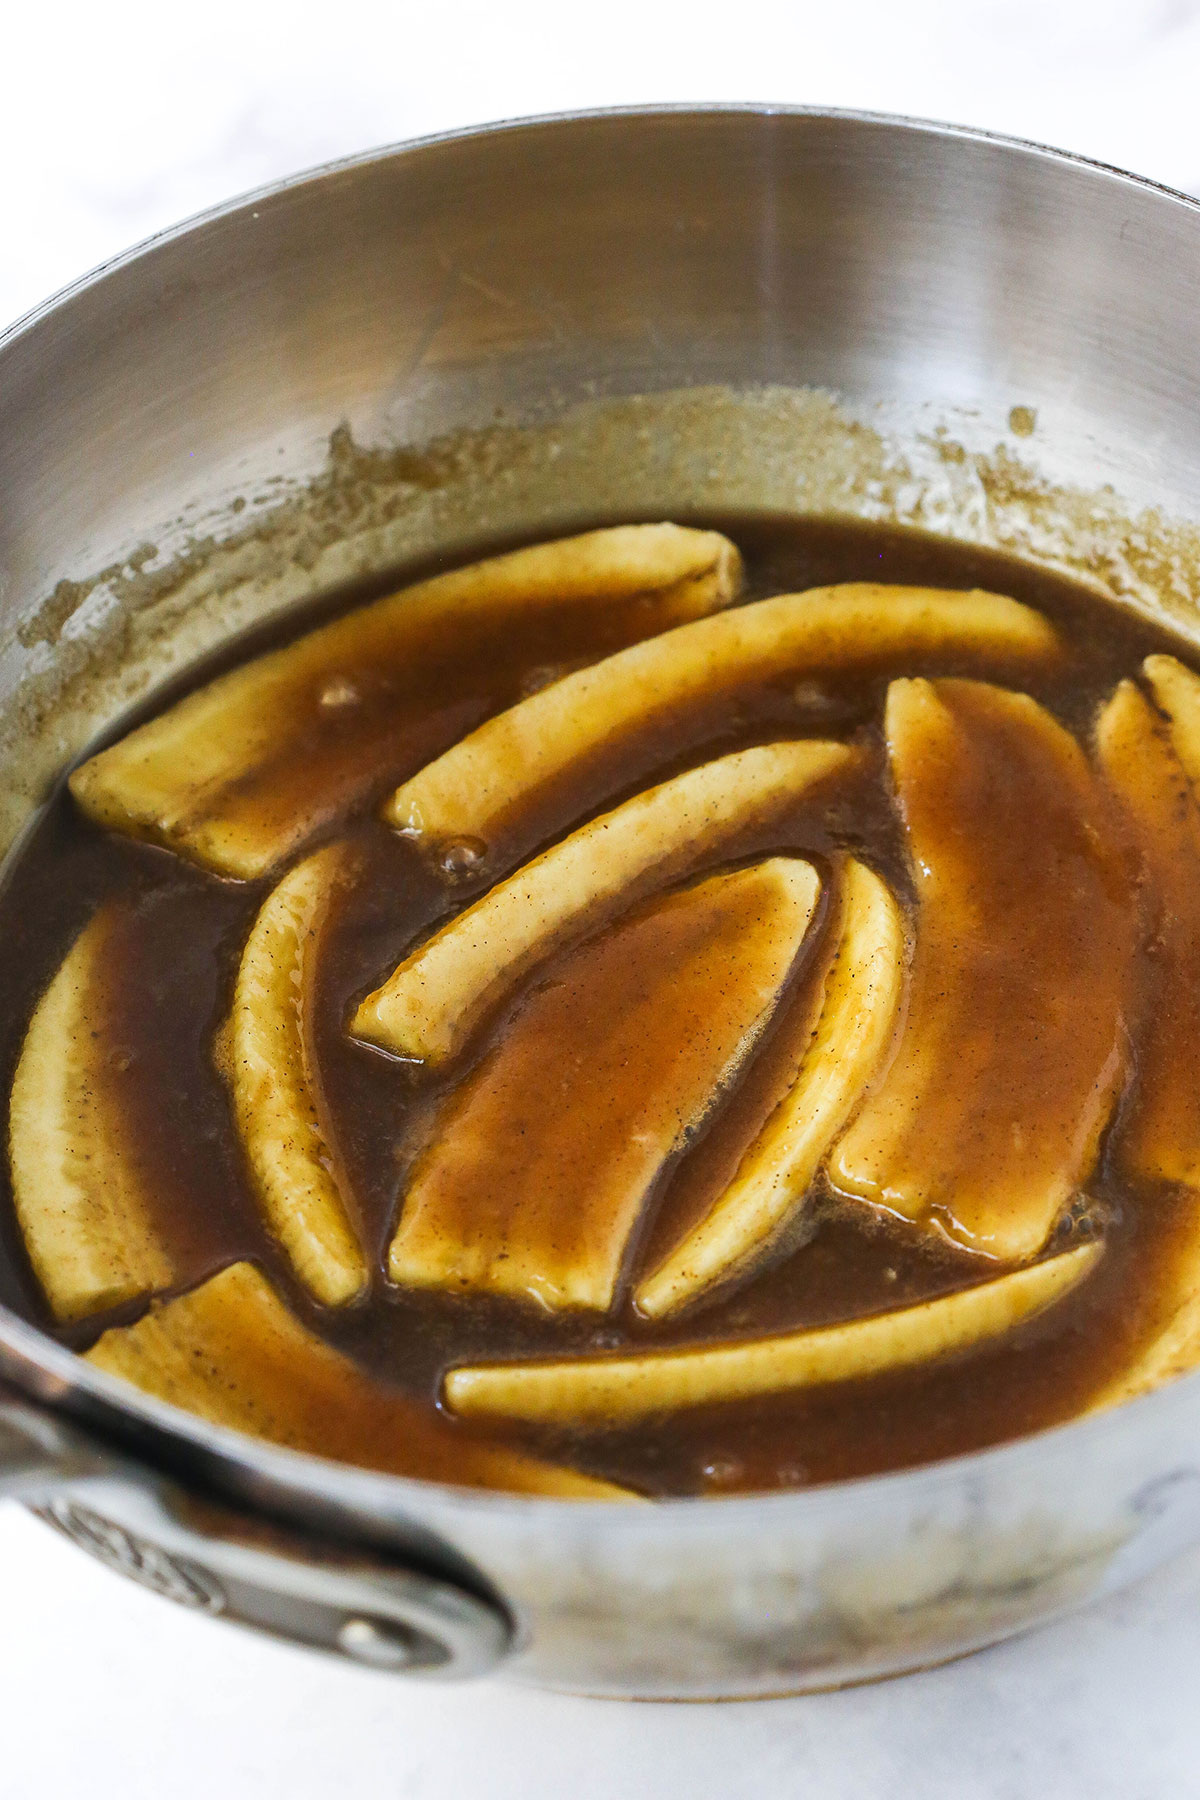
3, 2, 1199, 1793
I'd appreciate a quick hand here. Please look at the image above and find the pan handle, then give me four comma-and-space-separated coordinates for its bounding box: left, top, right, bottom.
0, 1386, 512, 1678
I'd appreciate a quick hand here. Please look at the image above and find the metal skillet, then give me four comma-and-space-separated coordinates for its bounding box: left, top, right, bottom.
1, 107, 1200, 1699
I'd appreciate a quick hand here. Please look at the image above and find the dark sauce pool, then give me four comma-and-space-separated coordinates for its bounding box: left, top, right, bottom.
0, 514, 1195, 1498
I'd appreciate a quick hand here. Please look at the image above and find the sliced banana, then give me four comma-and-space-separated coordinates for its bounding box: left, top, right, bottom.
635, 859, 906, 1318
389, 858, 822, 1312
1092, 672, 1200, 1408
69, 523, 742, 880
387, 585, 1062, 871
831, 679, 1134, 1262
226, 844, 367, 1306
353, 739, 858, 1065
445, 1242, 1103, 1425
1092, 1251, 1200, 1412
8, 906, 176, 1321
1143, 653, 1200, 788
86, 1262, 632, 1497
1096, 677, 1200, 1184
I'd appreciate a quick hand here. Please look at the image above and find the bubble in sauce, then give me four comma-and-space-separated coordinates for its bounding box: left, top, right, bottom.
434, 837, 489, 883
792, 679, 835, 710
519, 663, 572, 699
700, 1456, 746, 1492
319, 676, 360, 709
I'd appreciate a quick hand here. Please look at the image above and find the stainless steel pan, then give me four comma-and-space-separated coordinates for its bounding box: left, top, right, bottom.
2, 107, 1200, 1701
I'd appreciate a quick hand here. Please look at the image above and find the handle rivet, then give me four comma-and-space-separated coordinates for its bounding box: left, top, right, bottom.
337, 1615, 422, 1669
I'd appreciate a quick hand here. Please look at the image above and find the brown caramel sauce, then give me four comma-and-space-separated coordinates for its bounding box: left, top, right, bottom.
0, 515, 1195, 1497
392, 862, 821, 1310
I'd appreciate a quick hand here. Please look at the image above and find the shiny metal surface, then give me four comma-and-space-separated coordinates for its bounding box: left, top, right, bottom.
2, 108, 1200, 1698
0, 1396, 511, 1676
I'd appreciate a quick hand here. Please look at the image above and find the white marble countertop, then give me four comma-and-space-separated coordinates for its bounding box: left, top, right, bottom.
2, 1502, 1198, 1798
2, 1, 1199, 1792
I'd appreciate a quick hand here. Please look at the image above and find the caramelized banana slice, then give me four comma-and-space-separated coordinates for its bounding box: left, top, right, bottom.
227, 845, 367, 1306
1093, 1255, 1200, 1412
387, 585, 1061, 870
87, 1262, 631, 1497
1143, 654, 1200, 787
1092, 676, 1200, 1407
70, 524, 742, 880
389, 858, 822, 1312
353, 740, 857, 1065
9, 908, 175, 1321
831, 679, 1134, 1261
1096, 678, 1200, 1183
445, 1243, 1102, 1424
636, 860, 906, 1318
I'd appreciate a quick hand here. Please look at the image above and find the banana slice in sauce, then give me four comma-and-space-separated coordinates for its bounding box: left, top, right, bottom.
9, 906, 175, 1321
388, 858, 822, 1312
1093, 673, 1200, 1406
87, 1262, 632, 1497
445, 1243, 1103, 1425
1144, 653, 1200, 789
635, 859, 906, 1318
353, 739, 859, 1066
70, 524, 742, 880
1097, 677, 1200, 1186
225, 844, 367, 1306
387, 585, 1062, 872
831, 678, 1135, 1262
